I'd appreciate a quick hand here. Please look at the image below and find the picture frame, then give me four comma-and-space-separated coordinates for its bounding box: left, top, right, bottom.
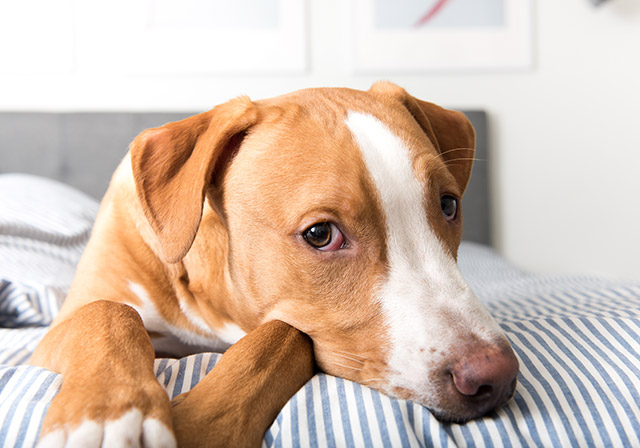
76, 0, 307, 75
349, 0, 533, 72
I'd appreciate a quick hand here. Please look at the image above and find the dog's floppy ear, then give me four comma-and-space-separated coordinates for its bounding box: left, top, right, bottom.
130, 96, 258, 263
369, 81, 476, 193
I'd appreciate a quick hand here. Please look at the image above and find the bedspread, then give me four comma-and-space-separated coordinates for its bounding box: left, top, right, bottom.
2, 174, 640, 447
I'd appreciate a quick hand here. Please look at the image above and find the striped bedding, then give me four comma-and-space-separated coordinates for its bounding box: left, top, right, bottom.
2, 174, 640, 447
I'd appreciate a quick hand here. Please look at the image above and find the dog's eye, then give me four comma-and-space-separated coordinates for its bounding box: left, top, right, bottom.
441, 195, 458, 222
303, 222, 345, 251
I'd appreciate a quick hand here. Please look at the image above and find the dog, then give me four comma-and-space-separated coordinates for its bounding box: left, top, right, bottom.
31, 82, 519, 447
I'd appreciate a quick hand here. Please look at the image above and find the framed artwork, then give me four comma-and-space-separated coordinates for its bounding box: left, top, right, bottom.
349, 0, 532, 72
76, 0, 307, 74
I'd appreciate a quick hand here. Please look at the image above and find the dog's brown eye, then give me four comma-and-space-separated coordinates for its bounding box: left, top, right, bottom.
303, 222, 345, 251
441, 195, 458, 222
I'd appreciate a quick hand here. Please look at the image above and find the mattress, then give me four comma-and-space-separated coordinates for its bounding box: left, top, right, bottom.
2, 174, 640, 447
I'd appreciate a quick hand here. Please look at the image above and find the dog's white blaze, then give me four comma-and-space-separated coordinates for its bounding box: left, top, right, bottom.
345, 112, 502, 399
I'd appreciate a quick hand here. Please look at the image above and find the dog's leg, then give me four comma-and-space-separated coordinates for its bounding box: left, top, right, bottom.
31, 300, 175, 447
171, 320, 314, 448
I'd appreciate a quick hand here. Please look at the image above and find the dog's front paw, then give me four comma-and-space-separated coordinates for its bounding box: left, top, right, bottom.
37, 377, 175, 448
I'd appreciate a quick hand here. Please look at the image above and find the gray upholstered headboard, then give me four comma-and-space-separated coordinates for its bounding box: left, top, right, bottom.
0, 111, 490, 245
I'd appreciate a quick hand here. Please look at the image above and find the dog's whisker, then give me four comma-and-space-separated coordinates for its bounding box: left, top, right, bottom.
438, 147, 474, 158
424, 150, 478, 172
361, 376, 383, 382
332, 350, 366, 364
333, 348, 364, 357
443, 157, 485, 166
332, 350, 367, 362
327, 361, 363, 372
360, 378, 384, 386
430, 164, 456, 175
334, 354, 365, 365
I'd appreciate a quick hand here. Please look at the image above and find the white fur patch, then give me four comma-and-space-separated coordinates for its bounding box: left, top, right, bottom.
214, 322, 247, 345
38, 419, 103, 448
142, 418, 177, 448
128, 281, 231, 354
179, 299, 215, 335
345, 112, 503, 402
39, 410, 176, 448
102, 408, 143, 447
128, 282, 165, 332
37, 428, 66, 448
67, 420, 102, 448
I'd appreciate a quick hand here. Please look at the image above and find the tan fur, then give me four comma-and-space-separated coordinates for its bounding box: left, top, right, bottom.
32, 82, 483, 445
31, 301, 173, 434
172, 320, 314, 447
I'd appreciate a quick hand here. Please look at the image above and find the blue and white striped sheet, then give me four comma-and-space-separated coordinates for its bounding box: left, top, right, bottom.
2, 173, 640, 447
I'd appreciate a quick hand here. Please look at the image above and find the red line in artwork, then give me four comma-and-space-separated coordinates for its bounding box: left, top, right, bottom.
414, 0, 451, 27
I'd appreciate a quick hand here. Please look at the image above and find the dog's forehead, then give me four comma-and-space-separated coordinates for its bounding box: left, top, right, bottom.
255, 87, 441, 169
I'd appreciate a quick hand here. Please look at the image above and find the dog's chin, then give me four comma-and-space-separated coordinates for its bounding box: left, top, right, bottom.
427, 394, 513, 424
428, 408, 476, 425
382, 382, 516, 424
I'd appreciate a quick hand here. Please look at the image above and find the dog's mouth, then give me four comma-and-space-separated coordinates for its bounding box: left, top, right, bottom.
431, 382, 518, 423
384, 374, 518, 423
313, 337, 519, 423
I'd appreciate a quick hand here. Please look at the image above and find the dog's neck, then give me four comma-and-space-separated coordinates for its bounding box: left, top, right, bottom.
179, 205, 262, 334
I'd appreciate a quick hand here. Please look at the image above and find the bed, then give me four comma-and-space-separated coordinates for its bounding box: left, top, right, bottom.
2, 111, 640, 447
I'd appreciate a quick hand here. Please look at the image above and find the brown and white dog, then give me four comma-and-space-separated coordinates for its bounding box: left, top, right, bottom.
32, 82, 518, 447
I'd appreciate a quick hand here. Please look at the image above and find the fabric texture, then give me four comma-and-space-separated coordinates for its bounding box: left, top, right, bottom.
1, 173, 640, 447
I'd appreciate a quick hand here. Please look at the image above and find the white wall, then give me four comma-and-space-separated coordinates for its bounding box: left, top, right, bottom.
1, 0, 639, 280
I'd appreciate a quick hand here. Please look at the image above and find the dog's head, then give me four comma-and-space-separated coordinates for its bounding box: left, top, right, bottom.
130, 82, 518, 421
